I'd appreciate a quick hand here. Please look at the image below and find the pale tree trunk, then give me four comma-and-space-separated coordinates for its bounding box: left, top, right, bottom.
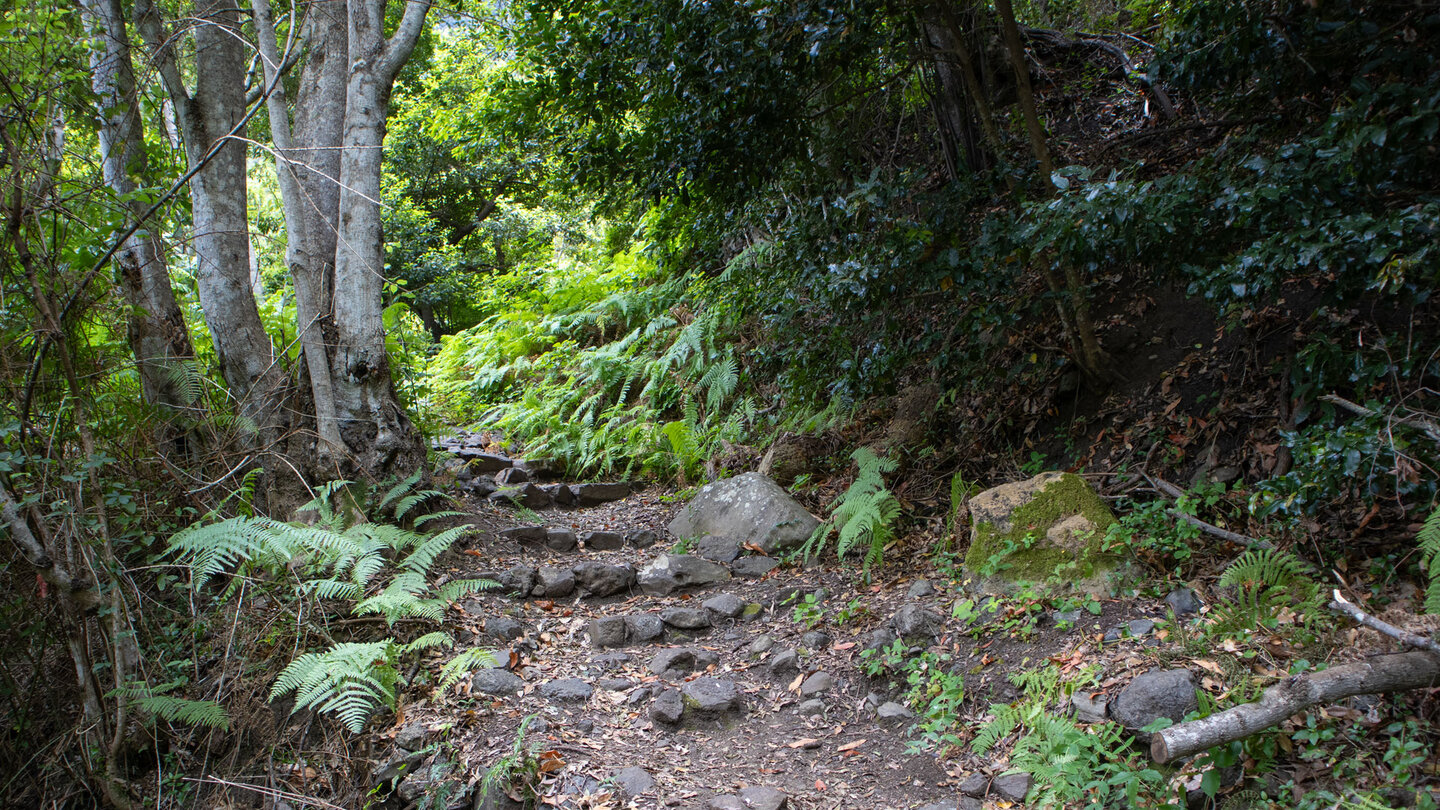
136, 0, 297, 493
255, 0, 430, 481
80, 0, 199, 457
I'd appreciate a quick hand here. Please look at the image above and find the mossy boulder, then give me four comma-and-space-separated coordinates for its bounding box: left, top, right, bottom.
962, 471, 1117, 596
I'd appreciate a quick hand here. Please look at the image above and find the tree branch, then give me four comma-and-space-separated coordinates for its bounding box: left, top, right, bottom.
381, 0, 433, 83
1330, 590, 1440, 656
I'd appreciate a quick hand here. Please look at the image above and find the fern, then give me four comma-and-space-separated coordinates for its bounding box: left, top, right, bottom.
1218, 548, 1311, 590
271, 641, 400, 733
118, 683, 230, 730
1419, 504, 1440, 614
436, 648, 500, 696
972, 702, 1023, 754
804, 447, 901, 572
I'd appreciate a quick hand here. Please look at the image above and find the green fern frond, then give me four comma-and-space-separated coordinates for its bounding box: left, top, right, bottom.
437, 578, 498, 602
1219, 548, 1311, 590
133, 695, 231, 730
271, 641, 399, 733
403, 632, 454, 655
436, 648, 500, 696
972, 703, 1022, 754
306, 578, 364, 601
402, 526, 474, 576
379, 470, 424, 513
1418, 504, 1440, 614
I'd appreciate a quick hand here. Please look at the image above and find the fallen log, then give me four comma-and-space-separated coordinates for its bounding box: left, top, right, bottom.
1152, 653, 1440, 763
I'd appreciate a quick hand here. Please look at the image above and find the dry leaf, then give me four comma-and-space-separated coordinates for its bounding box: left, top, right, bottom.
815, 779, 827, 791
837, 739, 866, 752
788, 673, 804, 693
788, 738, 819, 749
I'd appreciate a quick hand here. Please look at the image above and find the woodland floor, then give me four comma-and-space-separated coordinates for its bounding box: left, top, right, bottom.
357, 482, 1200, 810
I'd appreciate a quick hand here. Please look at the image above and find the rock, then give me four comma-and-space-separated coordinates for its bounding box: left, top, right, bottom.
800, 630, 832, 650
649, 688, 684, 724
625, 613, 664, 643
540, 678, 592, 703
396, 761, 463, 805
961, 472, 1118, 596
682, 677, 742, 715
458, 451, 512, 473
1128, 618, 1156, 637
498, 564, 537, 598
535, 565, 575, 598
959, 774, 989, 798
573, 562, 635, 597
486, 616, 525, 641
731, 556, 779, 578
907, 578, 936, 598
993, 773, 1032, 802
703, 593, 746, 619
518, 482, 552, 509
697, 535, 742, 563
876, 701, 914, 726
393, 720, 429, 751
742, 603, 764, 621
892, 604, 944, 641
863, 627, 898, 654
708, 797, 746, 810
649, 647, 718, 678
613, 766, 655, 797
462, 476, 497, 498
800, 671, 835, 697
499, 525, 547, 544
546, 484, 575, 506
637, 553, 731, 595
738, 785, 788, 810
1052, 609, 1083, 625
471, 668, 525, 696
597, 678, 631, 691
796, 699, 825, 716
627, 529, 660, 548
581, 530, 625, 551
660, 607, 711, 630
748, 635, 775, 656
495, 467, 530, 485
1072, 690, 1109, 723
1111, 669, 1199, 740
517, 458, 560, 477
372, 749, 426, 789
1165, 587, 1203, 616
668, 472, 820, 555
589, 616, 628, 648
544, 528, 578, 552
572, 482, 631, 506
768, 648, 799, 675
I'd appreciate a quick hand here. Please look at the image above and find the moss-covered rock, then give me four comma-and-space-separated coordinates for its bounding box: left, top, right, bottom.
962, 471, 1117, 596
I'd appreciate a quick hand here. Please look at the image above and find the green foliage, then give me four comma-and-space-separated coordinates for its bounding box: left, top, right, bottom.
118, 683, 231, 731
1420, 505, 1440, 614
436, 648, 501, 697
270, 641, 403, 733
803, 448, 901, 572
1212, 549, 1321, 638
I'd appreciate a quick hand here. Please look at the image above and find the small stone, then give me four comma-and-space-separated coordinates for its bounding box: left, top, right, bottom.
572, 482, 631, 505
731, 556, 779, 578
708, 797, 745, 810
697, 535, 742, 563
796, 699, 825, 717
627, 529, 660, 548
544, 528, 578, 552
625, 613, 664, 643
1071, 690, 1109, 724
737, 785, 787, 810
649, 647, 699, 677
649, 688, 684, 724
1052, 609, 1083, 626
876, 701, 913, 726
498, 564, 537, 598
748, 635, 775, 656
589, 616, 628, 648
613, 766, 655, 797
459, 452, 512, 473
499, 525, 546, 544
742, 603, 764, 621
393, 720, 429, 751
581, 530, 625, 551
540, 678, 592, 703
907, 578, 936, 598
517, 482, 552, 509
864, 627, 898, 654
638, 554, 732, 595
535, 565, 575, 598
993, 773, 1032, 802
800, 671, 834, 697
573, 562, 636, 598
768, 648, 799, 675
703, 593, 746, 619
660, 607, 711, 630
1111, 669, 1199, 740
495, 467, 530, 485
548, 484, 576, 506
892, 604, 944, 640
800, 630, 832, 651
597, 678, 631, 691
681, 677, 742, 714
1165, 587, 1203, 616
486, 616, 525, 641
959, 774, 989, 798
1103, 625, 1124, 643
1128, 618, 1156, 637
588, 651, 630, 671
471, 669, 524, 696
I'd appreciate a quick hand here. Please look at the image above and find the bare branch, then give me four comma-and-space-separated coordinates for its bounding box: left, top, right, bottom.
1330, 589, 1440, 656
381, 0, 433, 83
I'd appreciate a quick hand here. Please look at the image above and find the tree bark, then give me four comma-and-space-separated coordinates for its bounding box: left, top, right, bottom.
993, 0, 1053, 186
1152, 651, 1440, 763
80, 0, 199, 457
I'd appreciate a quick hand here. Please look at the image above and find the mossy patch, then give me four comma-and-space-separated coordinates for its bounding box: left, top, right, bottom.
962, 472, 1117, 591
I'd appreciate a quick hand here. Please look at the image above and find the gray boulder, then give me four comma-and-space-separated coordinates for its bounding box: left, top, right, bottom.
581, 530, 625, 551
697, 535, 742, 563
637, 553, 731, 595
540, 678, 592, 703
649, 688, 683, 724
471, 669, 524, 696
613, 766, 655, 798
731, 556, 779, 578
682, 677, 742, 715
1111, 669, 1199, 740
544, 528, 578, 552
703, 593, 746, 620
668, 472, 819, 555
589, 616, 628, 648
572, 482, 631, 505
800, 671, 834, 697
497, 564, 536, 598
627, 529, 660, 548
498, 525, 546, 544
573, 562, 635, 597
738, 786, 788, 810
660, 607, 711, 630
624, 613, 664, 643
534, 565, 575, 598
1165, 587, 1203, 616
457, 451, 511, 472
892, 604, 944, 641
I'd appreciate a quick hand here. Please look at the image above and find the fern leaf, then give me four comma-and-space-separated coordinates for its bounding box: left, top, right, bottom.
403, 632, 454, 655
133, 695, 231, 730
271, 641, 399, 733
436, 648, 499, 696
379, 470, 424, 513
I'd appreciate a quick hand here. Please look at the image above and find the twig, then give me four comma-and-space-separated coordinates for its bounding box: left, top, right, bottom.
1330, 590, 1440, 656
1319, 394, 1440, 447
1143, 475, 1277, 551
189, 776, 347, 809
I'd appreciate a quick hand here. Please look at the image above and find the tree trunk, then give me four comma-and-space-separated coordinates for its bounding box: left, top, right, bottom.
81, 0, 199, 457
993, 0, 1053, 186
137, 0, 297, 499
